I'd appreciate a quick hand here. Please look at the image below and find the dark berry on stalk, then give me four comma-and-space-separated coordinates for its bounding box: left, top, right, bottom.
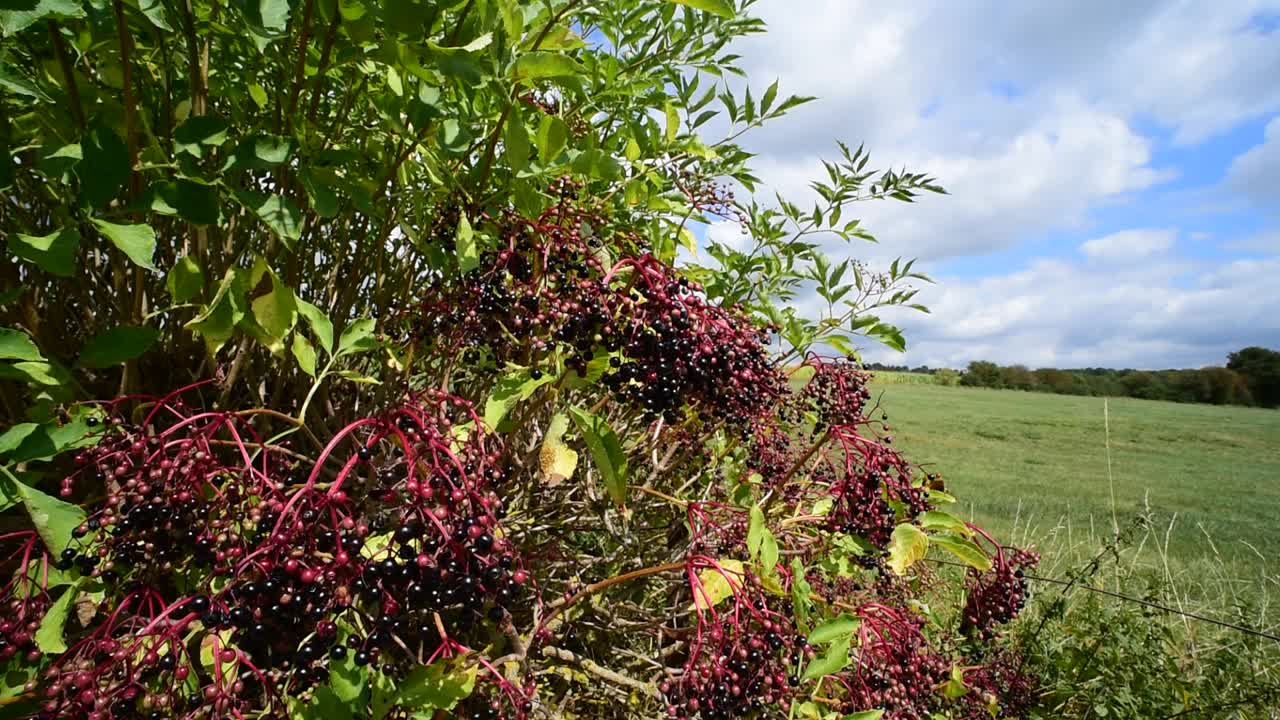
358, 446, 373, 462
354, 651, 371, 666
330, 645, 348, 661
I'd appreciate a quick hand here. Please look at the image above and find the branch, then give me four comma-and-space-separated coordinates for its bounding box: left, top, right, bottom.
540, 646, 659, 697
47, 21, 85, 130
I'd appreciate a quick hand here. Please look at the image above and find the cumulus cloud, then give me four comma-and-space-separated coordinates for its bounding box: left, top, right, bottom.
1226, 117, 1280, 211
704, 1, 1280, 368
861, 244, 1280, 370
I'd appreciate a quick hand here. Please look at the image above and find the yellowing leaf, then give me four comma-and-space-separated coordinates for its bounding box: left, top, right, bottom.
887, 523, 928, 576
691, 559, 744, 611
539, 413, 578, 486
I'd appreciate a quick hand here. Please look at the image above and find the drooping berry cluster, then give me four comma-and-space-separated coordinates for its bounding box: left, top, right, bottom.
664, 567, 806, 720
834, 604, 949, 720
961, 536, 1039, 639
16, 388, 540, 720
0, 533, 50, 665
603, 254, 784, 425
955, 650, 1037, 719
798, 357, 873, 429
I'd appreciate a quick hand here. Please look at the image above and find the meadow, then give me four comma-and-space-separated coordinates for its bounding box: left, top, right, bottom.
869, 378, 1280, 608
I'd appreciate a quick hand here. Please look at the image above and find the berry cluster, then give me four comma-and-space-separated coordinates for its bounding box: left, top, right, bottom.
0, 534, 51, 665
961, 538, 1039, 639
955, 650, 1036, 720
14, 388, 539, 720
604, 255, 783, 424
797, 357, 873, 429
836, 604, 949, 720
664, 567, 806, 719
822, 426, 930, 552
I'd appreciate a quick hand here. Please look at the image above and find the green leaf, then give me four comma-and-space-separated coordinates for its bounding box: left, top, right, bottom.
185, 269, 246, 354
929, 532, 992, 572
0, 361, 60, 386
567, 406, 629, 506
92, 219, 157, 271
14, 475, 86, 552
667, 0, 735, 17
0, 423, 40, 456
539, 413, 578, 484
137, 0, 172, 29
0, 326, 45, 361
513, 51, 585, 82
456, 213, 478, 274
304, 687, 353, 720
148, 180, 221, 226
300, 168, 339, 218
692, 559, 744, 611
940, 665, 969, 699
919, 510, 970, 536
807, 615, 859, 645
296, 299, 334, 354
844, 711, 885, 720
0, 0, 84, 36
167, 256, 205, 303
328, 650, 368, 703
337, 318, 377, 356
802, 634, 850, 680
34, 579, 84, 654
292, 334, 317, 377
0, 63, 48, 100
887, 523, 929, 576
396, 660, 477, 710
78, 326, 160, 368
746, 505, 766, 558
79, 123, 130, 208
759, 531, 779, 572
9, 227, 79, 276
537, 115, 568, 165
664, 100, 679, 143
242, 262, 298, 354
226, 134, 294, 170
504, 118, 531, 171
248, 83, 269, 109
236, 191, 303, 247
172, 115, 229, 157
483, 367, 556, 430
790, 558, 814, 628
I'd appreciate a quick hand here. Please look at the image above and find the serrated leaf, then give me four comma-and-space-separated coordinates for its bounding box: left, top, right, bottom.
692, 559, 744, 611
802, 634, 850, 680
919, 510, 969, 536
0, 326, 45, 361
537, 115, 568, 165
667, 0, 735, 17
887, 523, 928, 576
185, 269, 246, 354
539, 413, 578, 485
92, 219, 157, 271
236, 191, 302, 247
78, 326, 160, 368
337, 318, 377, 355
396, 659, 477, 711
513, 51, 585, 82
747, 505, 765, 558
296, 299, 334, 354
567, 406, 628, 506
456, 213, 478, 274
0, 0, 84, 35
243, 263, 297, 354
292, 334, 317, 377
9, 227, 79, 276
15, 477, 86, 553
35, 579, 84, 654
807, 615, 859, 644
484, 368, 556, 430
929, 532, 992, 572
172, 115, 229, 157
167, 256, 204, 303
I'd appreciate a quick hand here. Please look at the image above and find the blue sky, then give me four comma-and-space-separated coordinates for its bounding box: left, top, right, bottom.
708, 0, 1280, 370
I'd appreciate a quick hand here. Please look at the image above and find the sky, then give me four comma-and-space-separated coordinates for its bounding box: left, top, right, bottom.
704, 0, 1280, 370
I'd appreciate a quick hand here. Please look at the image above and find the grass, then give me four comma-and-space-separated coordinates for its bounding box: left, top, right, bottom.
869, 383, 1280, 583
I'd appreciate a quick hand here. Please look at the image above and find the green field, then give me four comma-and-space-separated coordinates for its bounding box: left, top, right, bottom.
870, 382, 1280, 586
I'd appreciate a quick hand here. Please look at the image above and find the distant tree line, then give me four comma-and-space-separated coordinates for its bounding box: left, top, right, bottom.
866, 347, 1280, 408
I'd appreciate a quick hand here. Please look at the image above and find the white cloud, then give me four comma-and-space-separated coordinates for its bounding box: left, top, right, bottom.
861, 249, 1280, 369
1080, 229, 1176, 261
1226, 117, 1280, 211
